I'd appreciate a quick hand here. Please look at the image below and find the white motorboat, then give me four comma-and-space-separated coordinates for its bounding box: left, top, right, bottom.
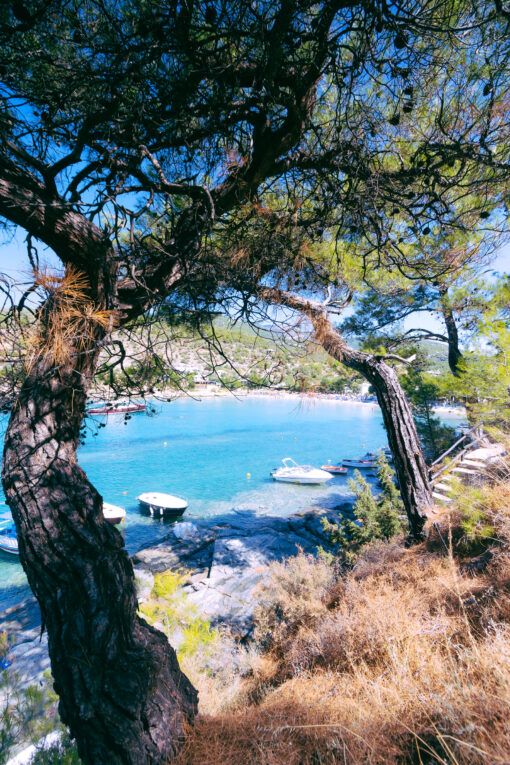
102, 502, 126, 524
137, 492, 188, 517
270, 458, 333, 485
0, 518, 19, 555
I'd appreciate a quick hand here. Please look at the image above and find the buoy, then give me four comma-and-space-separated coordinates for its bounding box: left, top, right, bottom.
164, 442, 167, 446
247, 473, 251, 478
122, 491, 127, 495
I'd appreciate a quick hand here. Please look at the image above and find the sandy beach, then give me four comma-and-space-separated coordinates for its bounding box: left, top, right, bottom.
148, 385, 467, 417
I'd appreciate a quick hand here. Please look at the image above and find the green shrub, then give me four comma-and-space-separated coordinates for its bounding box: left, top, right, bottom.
320, 453, 406, 564
0, 645, 70, 764
139, 570, 221, 660
31, 733, 80, 764
449, 478, 496, 554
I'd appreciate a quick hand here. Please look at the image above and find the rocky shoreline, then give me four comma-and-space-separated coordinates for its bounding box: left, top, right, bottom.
1, 503, 348, 688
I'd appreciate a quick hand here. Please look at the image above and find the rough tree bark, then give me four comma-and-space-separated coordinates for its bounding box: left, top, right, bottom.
316, 319, 432, 539
438, 284, 464, 377
262, 289, 433, 539
2, 335, 197, 763
0, 158, 203, 761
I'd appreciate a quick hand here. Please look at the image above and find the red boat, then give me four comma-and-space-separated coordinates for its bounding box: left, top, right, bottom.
321, 464, 348, 474
87, 402, 146, 415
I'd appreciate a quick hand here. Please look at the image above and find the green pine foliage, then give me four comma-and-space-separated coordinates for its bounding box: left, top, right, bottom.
320, 453, 406, 564
433, 276, 509, 430
0, 634, 77, 763
401, 366, 457, 460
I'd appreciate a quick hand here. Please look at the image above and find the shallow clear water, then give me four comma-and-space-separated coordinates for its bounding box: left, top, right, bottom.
0, 396, 465, 612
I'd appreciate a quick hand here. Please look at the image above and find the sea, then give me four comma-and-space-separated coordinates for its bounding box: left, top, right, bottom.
0, 395, 465, 612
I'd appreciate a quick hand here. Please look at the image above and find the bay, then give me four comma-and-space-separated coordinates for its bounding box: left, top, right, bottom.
0, 395, 463, 612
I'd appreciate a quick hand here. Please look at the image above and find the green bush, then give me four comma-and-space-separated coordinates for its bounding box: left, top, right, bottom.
448, 478, 496, 554
138, 570, 221, 661
0, 637, 75, 764
319, 453, 406, 564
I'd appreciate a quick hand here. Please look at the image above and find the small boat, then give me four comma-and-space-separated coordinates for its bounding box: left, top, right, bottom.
271, 458, 333, 485
102, 502, 126, 524
87, 401, 146, 415
341, 457, 377, 469
137, 492, 188, 518
0, 518, 19, 555
381, 447, 394, 462
321, 463, 348, 475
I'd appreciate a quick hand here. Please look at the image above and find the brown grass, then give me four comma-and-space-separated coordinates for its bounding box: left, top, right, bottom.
175, 471, 510, 764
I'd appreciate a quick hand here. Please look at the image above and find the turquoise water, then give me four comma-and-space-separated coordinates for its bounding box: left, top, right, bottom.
0, 396, 464, 612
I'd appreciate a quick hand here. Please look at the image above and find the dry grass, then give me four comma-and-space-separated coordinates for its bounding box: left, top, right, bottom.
176, 472, 510, 764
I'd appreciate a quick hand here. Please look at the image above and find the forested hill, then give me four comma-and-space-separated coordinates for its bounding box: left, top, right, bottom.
94, 317, 450, 395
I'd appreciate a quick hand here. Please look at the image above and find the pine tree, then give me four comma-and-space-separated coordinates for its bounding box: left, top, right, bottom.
321, 455, 406, 564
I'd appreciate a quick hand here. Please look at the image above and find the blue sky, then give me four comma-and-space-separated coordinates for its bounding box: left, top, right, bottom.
1, 226, 508, 334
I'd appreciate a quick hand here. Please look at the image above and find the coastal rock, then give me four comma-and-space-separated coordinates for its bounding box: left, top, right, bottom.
8, 632, 50, 689
0, 598, 50, 691
133, 568, 155, 603
132, 527, 215, 578
0, 507, 345, 687
132, 509, 340, 634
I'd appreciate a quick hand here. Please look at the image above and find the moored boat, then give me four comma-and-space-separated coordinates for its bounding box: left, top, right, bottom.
321, 463, 348, 475
341, 457, 377, 469
137, 492, 188, 518
0, 518, 19, 555
102, 502, 126, 524
87, 401, 146, 415
271, 458, 333, 485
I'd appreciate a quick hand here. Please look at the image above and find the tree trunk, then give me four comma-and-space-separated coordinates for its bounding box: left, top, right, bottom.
2, 347, 197, 763
345, 353, 433, 540
438, 285, 463, 377
312, 316, 432, 538
260, 288, 433, 540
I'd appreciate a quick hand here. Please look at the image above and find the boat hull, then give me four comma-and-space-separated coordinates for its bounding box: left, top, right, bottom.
271, 474, 331, 485
0, 542, 19, 555
272, 478, 327, 485
137, 492, 188, 518
0, 517, 19, 554
270, 458, 333, 485
138, 500, 186, 518
341, 460, 377, 469
102, 503, 126, 524
88, 403, 146, 415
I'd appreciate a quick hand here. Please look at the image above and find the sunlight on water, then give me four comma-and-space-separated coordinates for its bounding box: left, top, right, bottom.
0, 396, 465, 611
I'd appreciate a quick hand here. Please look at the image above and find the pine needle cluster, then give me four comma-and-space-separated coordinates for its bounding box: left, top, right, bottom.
25, 267, 115, 371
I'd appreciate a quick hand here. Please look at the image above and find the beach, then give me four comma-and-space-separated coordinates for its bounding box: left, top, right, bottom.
150, 384, 467, 417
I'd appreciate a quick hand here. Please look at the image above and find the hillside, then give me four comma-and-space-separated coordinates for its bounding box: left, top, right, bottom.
173, 443, 510, 764
94, 317, 365, 395
94, 317, 450, 396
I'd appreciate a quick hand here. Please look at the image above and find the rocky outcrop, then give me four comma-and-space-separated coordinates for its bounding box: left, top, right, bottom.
1, 504, 348, 687
0, 597, 49, 690
133, 506, 346, 634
